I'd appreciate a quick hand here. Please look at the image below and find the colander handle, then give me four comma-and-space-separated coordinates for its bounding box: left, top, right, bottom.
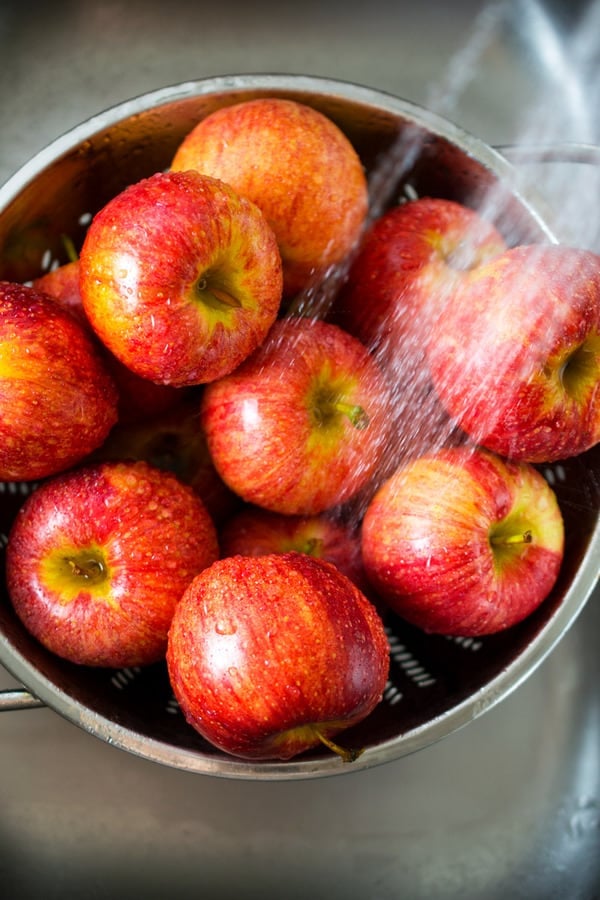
0, 688, 45, 710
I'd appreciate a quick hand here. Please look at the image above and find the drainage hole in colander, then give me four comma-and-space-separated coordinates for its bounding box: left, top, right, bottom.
386, 628, 437, 688
0, 481, 39, 496
110, 667, 143, 690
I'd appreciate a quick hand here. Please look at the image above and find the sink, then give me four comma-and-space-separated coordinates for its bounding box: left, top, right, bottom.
0, 1, 598, 896
0, 597, 597, 898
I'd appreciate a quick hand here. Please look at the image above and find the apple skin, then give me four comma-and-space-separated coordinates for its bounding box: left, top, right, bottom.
218, 504, 369, 594
0, 281, 119, 482
361, 447, 565, 636
79, 170, 283, 386
166, 552, 390, 761
200, 317, 393, 515
332, 197, 507, 354
426, 244, 600, 463
103, 353, 190, 424
329, 197, 507, 463
5, 460, 219, 667
33, 260, 88, 328
90, 398, 239, 524
170, 97, 368, 299
33, 259, 187, 423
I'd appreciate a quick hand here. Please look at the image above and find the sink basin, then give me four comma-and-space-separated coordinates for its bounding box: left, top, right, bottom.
0, 0, 598, 896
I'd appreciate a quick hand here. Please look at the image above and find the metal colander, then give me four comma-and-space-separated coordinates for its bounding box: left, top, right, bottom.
0, 74, 598, 780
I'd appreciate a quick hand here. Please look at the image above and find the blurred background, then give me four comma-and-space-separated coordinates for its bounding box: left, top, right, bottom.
0, 1, 599, 898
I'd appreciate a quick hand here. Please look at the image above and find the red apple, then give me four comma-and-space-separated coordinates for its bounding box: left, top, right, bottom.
104, 354, 189, 424
32, 258, 187, 423
33, 259, 88, 328
329, 197, 507, 463
361, 446, 565, 636
426, 244, 600, 462
166, 552, 390, 761
332, 197, 507, 354
170, 97, 368, 299
200, 317, 393, 515
79, 170, 283, 386
0, 281, 118, 482
90, 398, 239, 524
219, 505, 369, 594
5, 460, 219, 667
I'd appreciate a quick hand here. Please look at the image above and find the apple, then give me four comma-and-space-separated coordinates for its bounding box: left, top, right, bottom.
79, 169, 283, 387
331, 196, 507, 354
218, 504, 370, 594
0, 281, 118, 482
32, 258, 187, 423
426, 244, 600, 462
5, 459, 219, 667
33, 259, 88, 328
170, 97, 368, 299
90, 397, 239, 524
200, 317, 393, 515
361, 446, 565, 636
166, 551, 390, 761
329, 196, 507, 463
103, 353, 190, 424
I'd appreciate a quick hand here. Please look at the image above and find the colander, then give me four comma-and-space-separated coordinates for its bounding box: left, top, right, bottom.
0, 74, 598, 780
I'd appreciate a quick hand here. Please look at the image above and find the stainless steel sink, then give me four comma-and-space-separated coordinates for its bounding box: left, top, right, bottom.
0, 1, 598, 897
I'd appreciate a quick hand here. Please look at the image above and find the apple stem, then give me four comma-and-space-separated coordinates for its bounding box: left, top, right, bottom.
60, 233, 79, 263
196, 278, 241, 309
67, 557, 106, 582
314, 729, 364, 763
490, 530, 533, 547
301, 537, 324, 557
333, 400, 369, 429
311, 384, 370, 431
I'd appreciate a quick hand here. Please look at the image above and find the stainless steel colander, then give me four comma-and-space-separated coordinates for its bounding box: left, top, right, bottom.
0, 74, 598, 780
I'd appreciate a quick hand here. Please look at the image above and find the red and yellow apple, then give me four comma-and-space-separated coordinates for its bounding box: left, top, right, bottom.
32, 258, 187, 423
361, 446, 565, 636
79, 169, 283, 386
166, 551, 390, 761
329, 197, 507, 463
103, 353, 189, 424
332, 196, 507, 355
218, 504, 369, 594
33, 259, 88, 328
426, 244, 600, 463
171, 97, 368, 299
90, 398, 239, 524
0, 281, 118, 482
5, 460, 219, 667
200, 317, 393, 515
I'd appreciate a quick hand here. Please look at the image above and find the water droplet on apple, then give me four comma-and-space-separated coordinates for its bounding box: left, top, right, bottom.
215, 620, 237, 636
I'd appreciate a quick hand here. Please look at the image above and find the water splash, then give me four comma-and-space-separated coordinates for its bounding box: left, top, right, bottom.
498, 0, 600, 250
288, 0, 566, 324
426, 1, 509, 124
233, 1, 600, 526
512, 0, 598, 143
